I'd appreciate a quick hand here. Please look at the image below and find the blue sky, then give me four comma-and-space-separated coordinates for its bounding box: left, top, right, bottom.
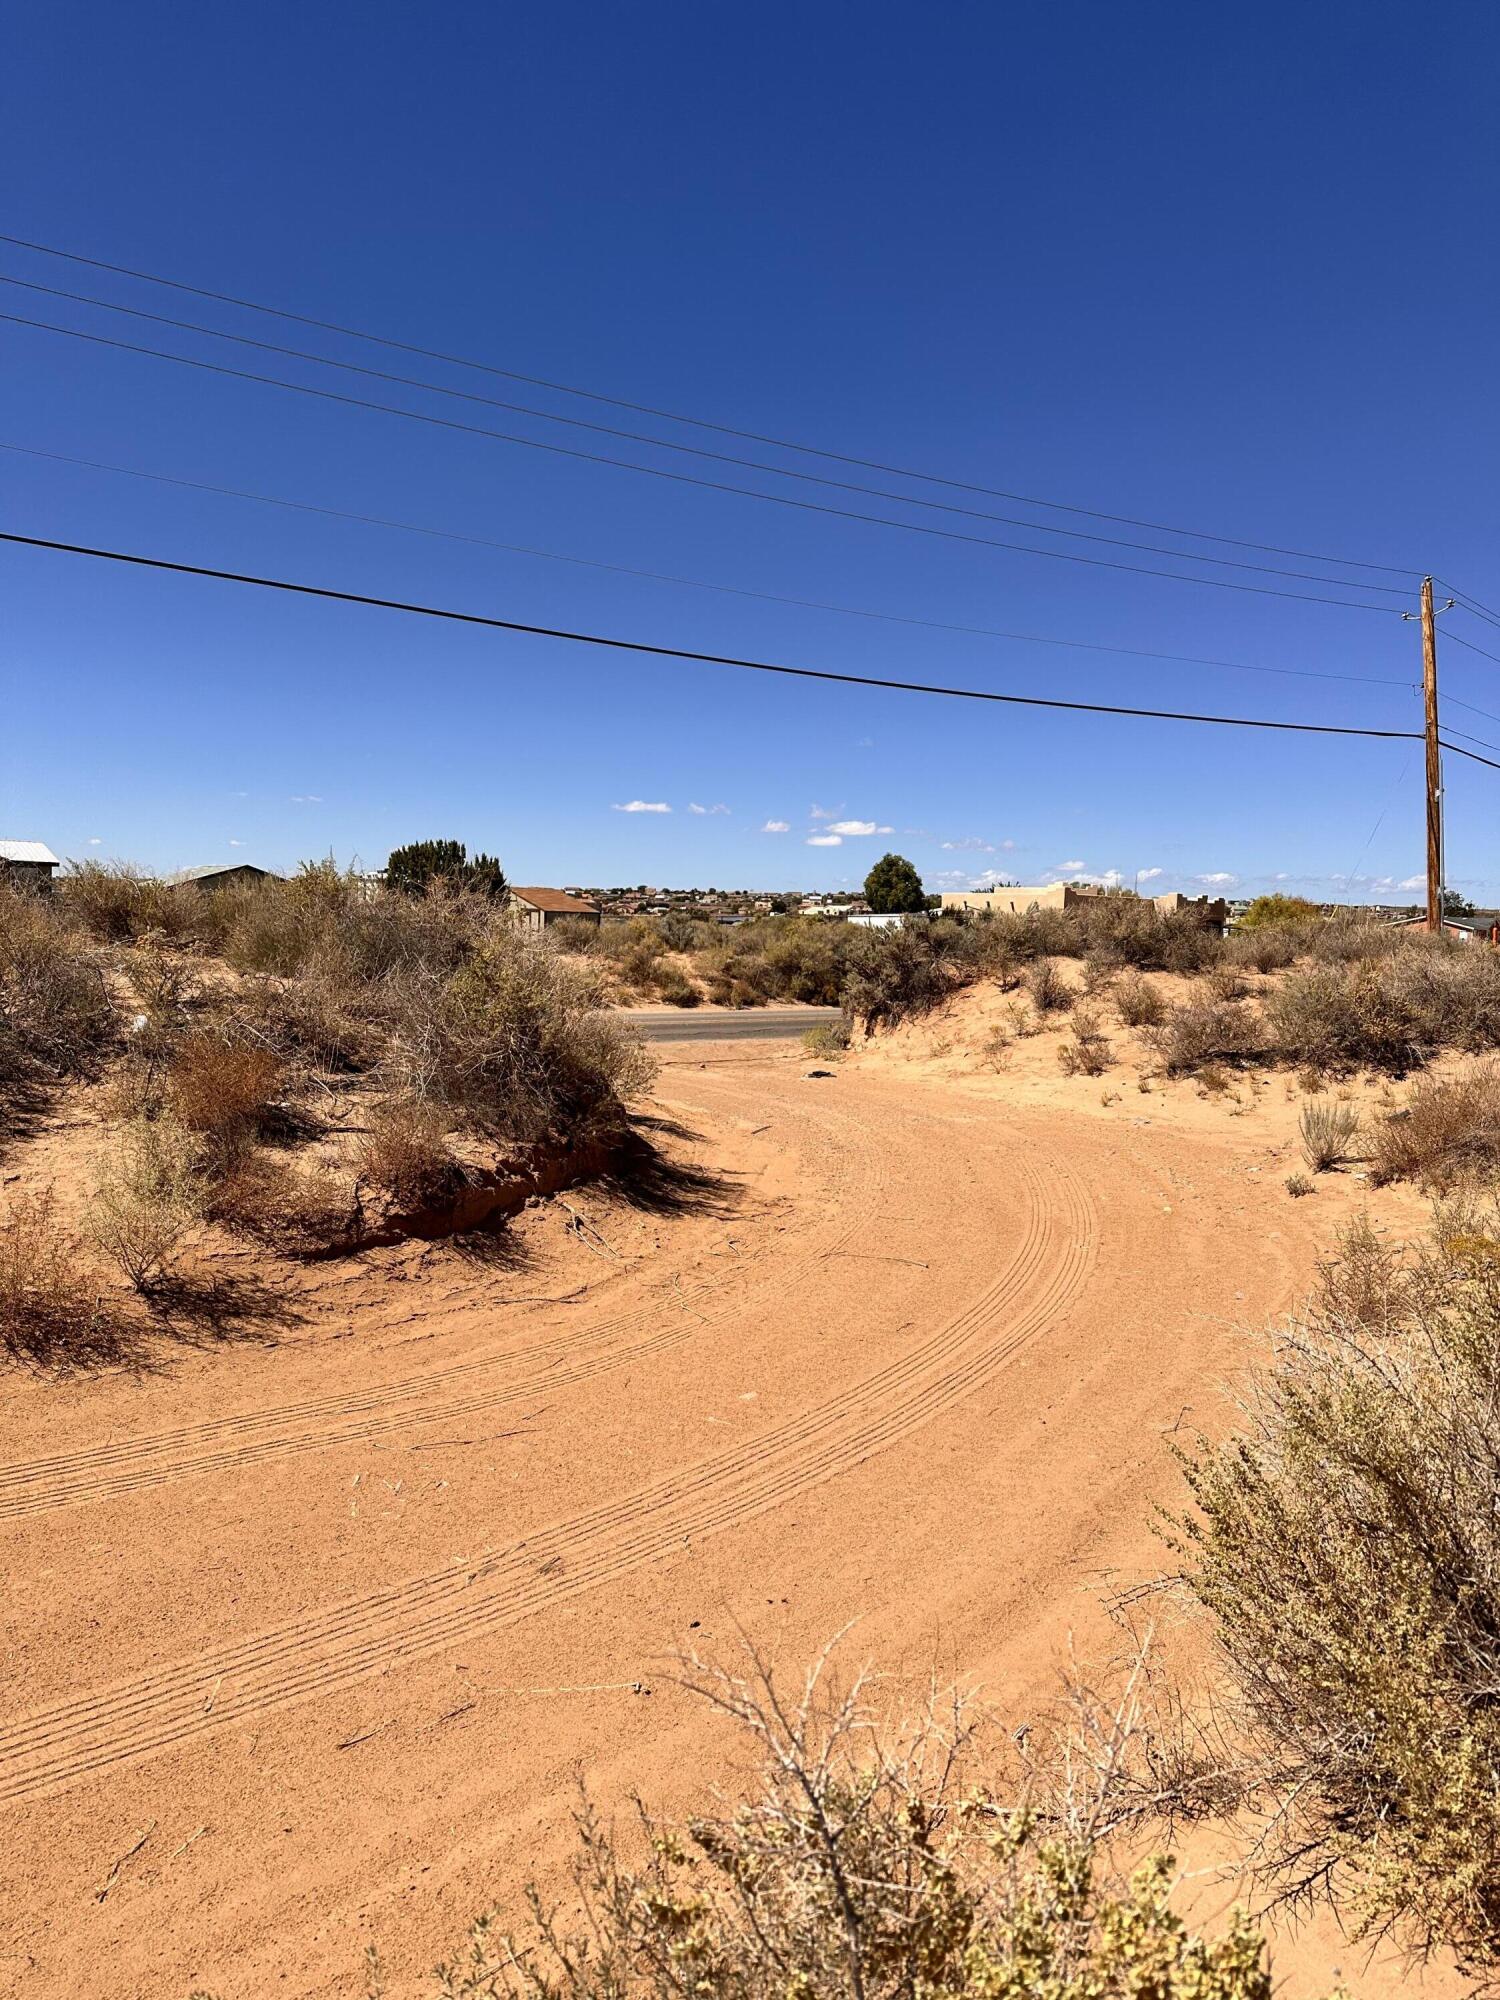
3, 2, 1498, 897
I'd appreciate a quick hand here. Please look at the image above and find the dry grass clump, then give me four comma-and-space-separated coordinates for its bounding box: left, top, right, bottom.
324, 1645, 1279, 2000
1177, 1211, 1500, 1967
1225, 926, 1299, 975
1114, 971, 1166, 1028
57, 861, 202, 943
1059, 1004, 1112, 1075
802, 1018, 852, 1059
1151, 995, 1265, 1074
1298, 1096, 1362, 1171
87, 1116, 203, 1292
1024, 955, 1074, 1013
649, 961, 700, 1007
1369, 1062, 1500, 1189
0, 1188, 124, 1366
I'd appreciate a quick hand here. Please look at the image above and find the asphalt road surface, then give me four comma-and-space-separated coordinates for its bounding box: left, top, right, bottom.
627, 1005, 842, 1042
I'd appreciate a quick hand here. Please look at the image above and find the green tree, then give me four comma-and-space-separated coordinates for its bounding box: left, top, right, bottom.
863, 852, 925, 914
385, 840, 507, 898
1444, 886, 1477, 917
1237, 893, 1321, 930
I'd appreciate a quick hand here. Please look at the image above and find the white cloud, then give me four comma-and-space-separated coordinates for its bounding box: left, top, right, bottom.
761, 819, 790, 834
87, 836, 102, 846
1136, 866, 1163, 881
1398, 873, 1426, 890
826, 819, 877, 836
229, 839, 245, 848
1056, 860, 1087, 873
942, 837, 996, 853
688, 802, 730, 816
806, 833, 843, 847
809, 802, 842, 821
613, 800, 672, 814
289, 794, 323, 804
1196, 871, 1237, 887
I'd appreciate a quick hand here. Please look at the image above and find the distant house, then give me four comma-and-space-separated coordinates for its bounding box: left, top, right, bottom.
508, 886, 602, 931
848, 910, 927, 930
161, 863, 280, 892
1393, 911, 1500, 946
0, 840, 60, 889
941, 883, 1228, 930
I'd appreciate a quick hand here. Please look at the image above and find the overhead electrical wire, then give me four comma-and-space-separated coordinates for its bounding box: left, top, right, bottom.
1440, 585, 1500, 634
0, 272, 1424, 599
0, 529, 1430, 749
1444, 628, 1500, 669
0, 310, 1409, 616
0, 440, 1420, 696
0, 229, 1423, 579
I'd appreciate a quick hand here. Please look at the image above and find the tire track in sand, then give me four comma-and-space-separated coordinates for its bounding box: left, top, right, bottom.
0, 1082, 883, 1521
0, 1146, 1094, 1802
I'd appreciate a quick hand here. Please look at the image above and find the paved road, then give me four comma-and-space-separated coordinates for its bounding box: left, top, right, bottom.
625, 1005, 842, 1042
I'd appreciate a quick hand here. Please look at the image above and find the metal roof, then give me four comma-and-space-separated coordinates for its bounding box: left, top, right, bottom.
0, 840, 60, 866
161, 862, 276, 885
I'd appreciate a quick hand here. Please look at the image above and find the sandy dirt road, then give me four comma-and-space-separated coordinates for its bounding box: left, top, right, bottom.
0, 1045, 1386, 1996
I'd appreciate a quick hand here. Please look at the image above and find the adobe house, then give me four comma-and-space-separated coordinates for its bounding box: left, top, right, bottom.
940, 882, 1228, 928
508, 886, 602, 931
0, 840, 60, 889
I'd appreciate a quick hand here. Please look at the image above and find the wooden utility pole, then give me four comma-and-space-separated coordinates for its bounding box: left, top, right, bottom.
1421, 575, 1443, 932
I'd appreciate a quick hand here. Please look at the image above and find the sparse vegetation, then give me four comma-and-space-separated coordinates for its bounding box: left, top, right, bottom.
803, 1018, 852, 1058
1284, 1171, 1313, 1197
1177, 1212, 1500, 1967
1151, 996, 1264, 1075
1298, 1096, 1362, 1171
1369, 1062, 1500, 1189
287, 1646, 1283, 2000
1059, 1004, 1112, 1075
1025, 955, 1074, 1013
1114, 970, 1167, 1028
0, 1188, 122, 1366
87, 1115, 204, 1293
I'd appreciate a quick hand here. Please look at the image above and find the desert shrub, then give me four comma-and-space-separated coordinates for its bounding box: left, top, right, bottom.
1268, 960, 1429, 1073
1369, 1063, 1500, 1189
87, 1115, 203, 1291
1081, 949, 1119, 995
1203, 963, 1250, 1002
228, 971, 373, 1076
844, 923, 961, 1028
166, 1031, 281, 1160
335, 1649, 1280, 2000
1152, 996, 1265, 1074
803, 1019, 852, 1058
399, 929, 655, 1143
386, 839, 506, 898
548, 916, 600, 955
1225, 926, 1299, 975
57, 861, 201, 943
1115, 971, 1166, 1028
1285, 1172, 1313, 1197
1024, 956, 1074, 1013
0, 1187, 123, 1367
1177, 1211, 1500, 1966
650, 963, 700, 1007
0, 892, 117, 1111
1298, 1096, 1362, 1171
1058, 1004, 1112, 1076
357, 1098, 461, 1209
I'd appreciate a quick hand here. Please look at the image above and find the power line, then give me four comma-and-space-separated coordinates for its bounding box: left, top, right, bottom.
1444, 627, 1500, 668
0, 528, 1429, 748
0, 311, 1408, 616
1441, 721, 1500, 756
1442, 739, 1500, 774
1443, 691, 1500, 728
1439, 585, 1500, 634
0, 272, 1420, 599
0, 229, 1423, 580
1, 440, 1420, 696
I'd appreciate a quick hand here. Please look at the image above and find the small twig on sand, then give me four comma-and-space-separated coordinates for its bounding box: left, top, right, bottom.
559, 1201, 618, 1257
337, 1723, 390, 1750
95, 1821, 155, 1901
169, 1826, 209, 1862
825, 1251, 930, 1268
